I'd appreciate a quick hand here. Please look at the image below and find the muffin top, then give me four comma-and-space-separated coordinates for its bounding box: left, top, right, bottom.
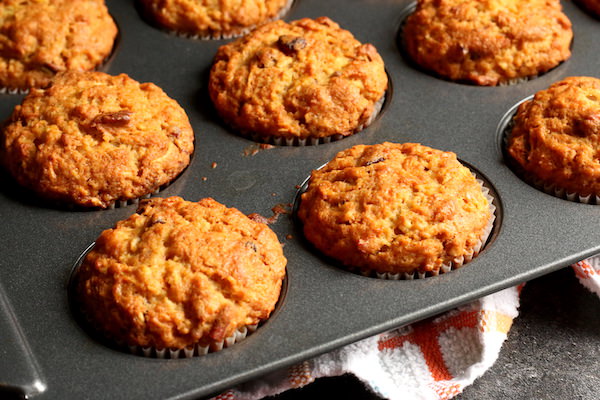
76, 196, 287, 350
0, 0, 117, 90
139, 0, 290, 38
1, 71, 194, 208
209, 17, 388, 141
403, 0, 572, 86
507, 76, 600, 196
298, 142, 491, 274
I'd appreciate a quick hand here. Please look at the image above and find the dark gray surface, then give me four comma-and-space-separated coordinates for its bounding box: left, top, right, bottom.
269, 267, 600, 400
0, 1, 599, 399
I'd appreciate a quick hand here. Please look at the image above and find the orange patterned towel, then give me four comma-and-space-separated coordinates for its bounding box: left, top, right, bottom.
214, 256, 600, 400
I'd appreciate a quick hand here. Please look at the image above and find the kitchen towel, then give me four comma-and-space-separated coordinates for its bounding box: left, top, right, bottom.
214, 256, 600, 400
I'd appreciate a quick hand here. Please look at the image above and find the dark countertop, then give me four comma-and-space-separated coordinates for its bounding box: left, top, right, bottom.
268, 266, 600, 399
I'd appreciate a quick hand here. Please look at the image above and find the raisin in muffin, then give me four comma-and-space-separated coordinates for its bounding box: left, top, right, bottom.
75, 196, 287, 354
298, 142, 493, 277
139, 0, 292, 38
0, 0, 117, 90
577, 0, 600, 16
209, 17, 388, 144
1, 71, 194, 208
506, 76, 600, 199
403, 0, 572, 86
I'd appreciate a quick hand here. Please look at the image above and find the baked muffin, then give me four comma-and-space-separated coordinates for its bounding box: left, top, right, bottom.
297, 142, 493, 277
209, 17, 388, 144
403, 0, 573, 86
1, 71, 194, 208
506, 76, 600, 200
0, 0, 117, 90
75, 196, 287, 355
577, 0, 600, 16
139, 0, 292, 38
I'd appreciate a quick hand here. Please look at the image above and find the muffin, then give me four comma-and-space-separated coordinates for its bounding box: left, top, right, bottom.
1, 71, 194, 208
209, 17, 388, 145
577, 0, 600, 16
138, 0, 292, 38
297, 142, 493, 277
506, 76, 600, 200
75, 196, 287, 356
403, 0, 573, 86
0, 0, 117, 91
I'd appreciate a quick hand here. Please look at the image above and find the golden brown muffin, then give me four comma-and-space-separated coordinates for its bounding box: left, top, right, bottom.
1, 71, 194, 208
298, 142, 492, 276
506, 76, 600, 197
0, 0, 117, 90
139, 0, 291, 38
577, 0, 600, 16
76, 196, 287, 352
209, 17, 388, 143
403, 0, 573, 86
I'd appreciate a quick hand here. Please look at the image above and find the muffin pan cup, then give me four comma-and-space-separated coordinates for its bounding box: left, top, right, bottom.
1, 0, 599, 399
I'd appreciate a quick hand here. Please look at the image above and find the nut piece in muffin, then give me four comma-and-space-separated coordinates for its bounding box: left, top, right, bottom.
139, 0, 292, 38
0, 0, 117, 90
1, 71, 194, 208
506, 76, 600, 199
209, 17, 388, 144
298, 142, 492, 276
75, 196, 287, 353
403, 0, 572, 86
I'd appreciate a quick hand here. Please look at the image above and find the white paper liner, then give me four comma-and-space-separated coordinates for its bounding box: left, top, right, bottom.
105, 187, 161, 210
235, 93, 386, 146
0, 86, 29, 95
152, 0, 294, 40
125, 324, 259, 359
351, 176, 496, 280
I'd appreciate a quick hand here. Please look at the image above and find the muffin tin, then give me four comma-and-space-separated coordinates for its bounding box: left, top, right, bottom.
1, 0, 598, 398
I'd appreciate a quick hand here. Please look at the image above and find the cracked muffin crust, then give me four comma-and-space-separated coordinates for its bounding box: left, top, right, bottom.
506, 76, 600, 197
1, 71, 194, 208
75, 196, 287, 350
0, 0, 117, 90
139, 0, 292, 38
298, 142, 492, 275
209, 17, 388, 142
403, 0, 573, 86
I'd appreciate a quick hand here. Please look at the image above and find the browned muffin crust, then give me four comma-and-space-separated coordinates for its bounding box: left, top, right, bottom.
507, 76, 600, 196
1, 71, 194, 208
298, 142, 491, 274
139, 0, 291, 38
209, 17, 388, 141
76, 196, 287, 350
403, 0, 573, 86
0, 0, 117, 90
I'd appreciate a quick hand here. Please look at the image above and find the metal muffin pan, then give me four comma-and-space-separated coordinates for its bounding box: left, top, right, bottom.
1, 0, 598, 398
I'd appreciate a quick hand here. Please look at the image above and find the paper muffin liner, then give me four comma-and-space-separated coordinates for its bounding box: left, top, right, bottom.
70, 243, 264, 359
0, 87, 29, 95
235, 93, 386, 147
141, 0, 294, 41
105, 187, 161, 210
501, 106, 600, 205
350, 177, 497, 280
125, 324, 259, 359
